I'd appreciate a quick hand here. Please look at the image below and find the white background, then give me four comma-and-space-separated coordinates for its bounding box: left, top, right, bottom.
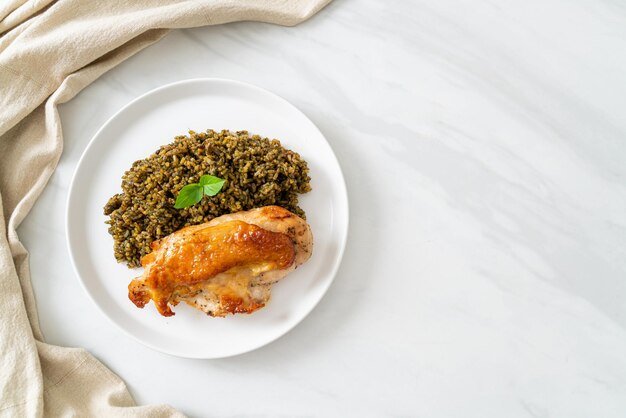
18, 1, 626, 417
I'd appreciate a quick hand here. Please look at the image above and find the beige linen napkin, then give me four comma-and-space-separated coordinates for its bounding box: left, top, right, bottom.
0, 1, 329, 416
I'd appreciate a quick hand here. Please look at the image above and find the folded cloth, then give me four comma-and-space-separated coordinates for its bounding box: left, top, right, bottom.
0, 1, 329, 416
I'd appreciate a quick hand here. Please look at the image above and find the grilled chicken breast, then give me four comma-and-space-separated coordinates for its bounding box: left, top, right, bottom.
128, 206, 313, 317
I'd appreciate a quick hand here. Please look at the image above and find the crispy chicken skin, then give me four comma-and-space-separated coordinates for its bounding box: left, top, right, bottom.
128, 206, 313, 317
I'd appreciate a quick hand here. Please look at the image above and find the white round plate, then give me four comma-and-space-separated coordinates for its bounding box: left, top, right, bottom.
66, 78, 348, 359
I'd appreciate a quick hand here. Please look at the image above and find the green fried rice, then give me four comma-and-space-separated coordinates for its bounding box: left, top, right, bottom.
104, 129, 311, 267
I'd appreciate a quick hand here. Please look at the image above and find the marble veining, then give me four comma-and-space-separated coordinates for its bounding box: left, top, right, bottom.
17, 1, 626, 416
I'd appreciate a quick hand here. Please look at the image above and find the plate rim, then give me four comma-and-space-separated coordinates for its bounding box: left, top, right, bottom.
65, 77, 349, 359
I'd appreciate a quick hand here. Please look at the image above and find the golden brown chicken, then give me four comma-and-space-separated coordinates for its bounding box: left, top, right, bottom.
128, 206, 313, 317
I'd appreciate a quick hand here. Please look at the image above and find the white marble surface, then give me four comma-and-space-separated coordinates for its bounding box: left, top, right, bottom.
17, 1, 626, 416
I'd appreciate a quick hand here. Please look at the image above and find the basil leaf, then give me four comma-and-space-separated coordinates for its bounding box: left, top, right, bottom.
174, 184, 203, 209
174, 175, 225, 209
201, 176, 225, 196
199, 175, 224, 186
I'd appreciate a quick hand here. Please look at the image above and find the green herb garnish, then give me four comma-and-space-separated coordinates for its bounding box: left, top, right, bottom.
174, 175, 225, 209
